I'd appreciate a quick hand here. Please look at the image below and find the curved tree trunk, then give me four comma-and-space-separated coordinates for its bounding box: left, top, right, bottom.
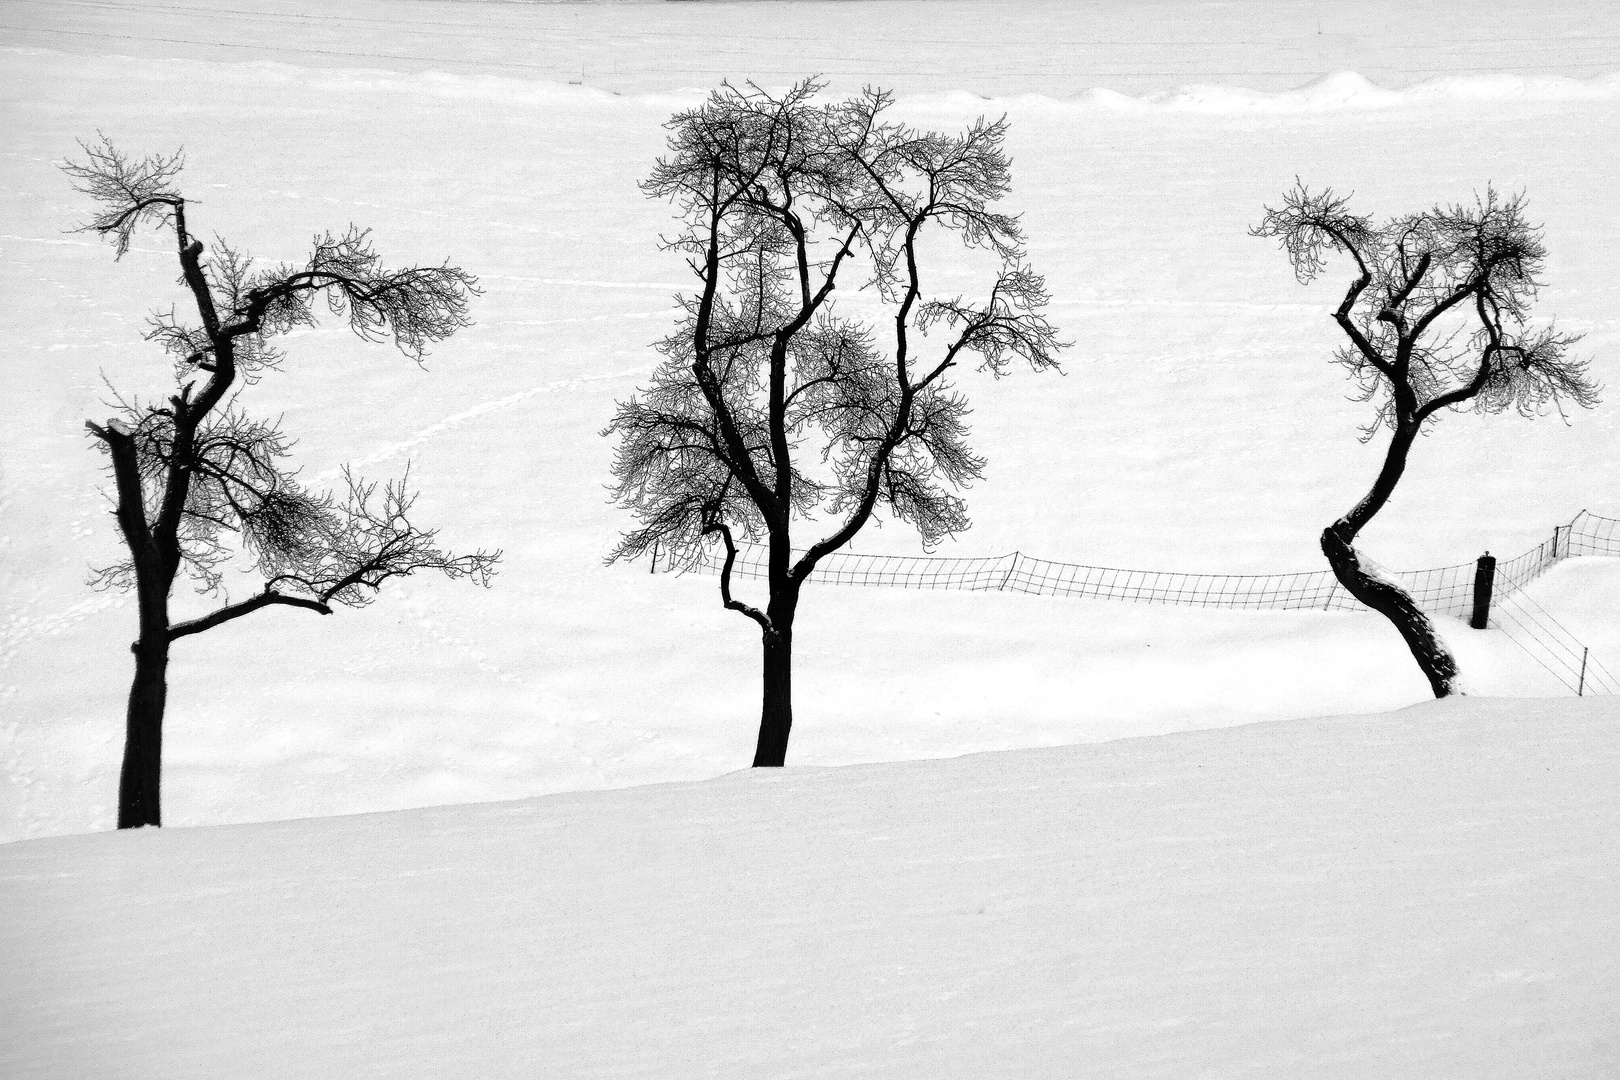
1322, 526, 1460, 698
1324, 420, 1462, 699
119, 634, 169, 828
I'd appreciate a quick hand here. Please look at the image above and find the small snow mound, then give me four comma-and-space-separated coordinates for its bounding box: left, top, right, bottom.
1293, 71, 1402, 107
993, 70, 1620, 114
1139, 71, 1402, 113
1072, 87, 1140, 110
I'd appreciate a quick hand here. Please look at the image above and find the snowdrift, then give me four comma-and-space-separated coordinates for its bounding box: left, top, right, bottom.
5, 696, 1618, 1077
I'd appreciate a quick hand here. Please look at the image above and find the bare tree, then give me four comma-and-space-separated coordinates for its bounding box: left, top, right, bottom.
66, 138, 499, 828
606, 82, 1064, 766
1254, 184, 1596, 696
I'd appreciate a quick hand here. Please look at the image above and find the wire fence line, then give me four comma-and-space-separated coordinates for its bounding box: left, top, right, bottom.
679, 510, 1616, 612
672, 510, 1619, 695
1492, 588, 1620, 696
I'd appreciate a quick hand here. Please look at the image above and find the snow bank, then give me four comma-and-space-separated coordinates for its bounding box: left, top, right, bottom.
1074, 70, 1620, 114
8, 0, 1618, 102
5, 696, 1618, 1077
61, 54, 1618, 116
392, 64, 1620, 114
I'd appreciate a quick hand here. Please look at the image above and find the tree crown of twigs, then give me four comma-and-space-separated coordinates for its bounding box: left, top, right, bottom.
68, 137, 496, 613
608, 80, 1066, 580
1253, 182, 1597, 435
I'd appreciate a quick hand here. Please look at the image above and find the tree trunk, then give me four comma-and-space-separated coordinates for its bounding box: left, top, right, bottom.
752, 627, 793, 767
752, 586, 799, 768
119, 634, 169, 828
1322, 526, 1460, 698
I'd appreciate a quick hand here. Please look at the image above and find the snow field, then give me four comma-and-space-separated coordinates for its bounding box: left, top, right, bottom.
4, 4, 1620, 1073
3, 15, 1620, 839
4, 695, 1619, 1077
6, 0, 1620, 98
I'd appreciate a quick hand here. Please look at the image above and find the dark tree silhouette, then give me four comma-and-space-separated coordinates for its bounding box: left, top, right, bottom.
66, 138, 499, 828
1254, 184, 1596, 696
606, 81, 1064, 766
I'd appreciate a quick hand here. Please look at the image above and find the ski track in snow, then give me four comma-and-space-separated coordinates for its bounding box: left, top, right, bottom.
323, 365, 647, 479
480, 274, 686, 291
0, 367, 647, 656
0, 594, 126, 668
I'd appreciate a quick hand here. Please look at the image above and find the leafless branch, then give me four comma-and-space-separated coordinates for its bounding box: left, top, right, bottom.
609, 81, 1066, 605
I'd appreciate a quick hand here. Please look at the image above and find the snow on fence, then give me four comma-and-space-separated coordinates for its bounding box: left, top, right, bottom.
674, 511, 1620, 694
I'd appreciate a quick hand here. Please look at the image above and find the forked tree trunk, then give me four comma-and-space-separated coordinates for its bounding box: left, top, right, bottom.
119, 634, 169, 828
752, 586, 800, 768
1322, 526, 1460, 698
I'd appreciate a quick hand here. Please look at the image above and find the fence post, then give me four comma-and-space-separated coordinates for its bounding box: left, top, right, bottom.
1553, 525, 1564, 560
1579, 647, 1588, 697
1470, 552, 1496, 630
999, 552, 1020, 591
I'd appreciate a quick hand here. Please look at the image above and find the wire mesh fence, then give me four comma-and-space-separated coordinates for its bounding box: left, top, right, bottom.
1481, 511, 1620, 695
1387, 560, 1477, 619
686, 544, 1016, 592
1496, 534, 1562, 596
1493, 587, 1620, 696
674, 510, 1620, 694
1561, 509, 1620, 558
1004, 557, 1348, 609
682, 511, 1619, 611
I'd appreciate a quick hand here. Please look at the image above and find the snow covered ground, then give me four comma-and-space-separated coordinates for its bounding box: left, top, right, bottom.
3, 0, 1619, 843
5, 695, 1619, 1077
6, 0, 1619, 98
5, 0, 1620, 1072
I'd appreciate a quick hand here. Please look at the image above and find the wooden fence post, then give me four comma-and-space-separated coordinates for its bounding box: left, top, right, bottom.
1470, 552, 1496, 630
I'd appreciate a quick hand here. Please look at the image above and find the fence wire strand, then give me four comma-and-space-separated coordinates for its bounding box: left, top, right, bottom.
1490, 582, 1620, 696
675, 510, 1620, 694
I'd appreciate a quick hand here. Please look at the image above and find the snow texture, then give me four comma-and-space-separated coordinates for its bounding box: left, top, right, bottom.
5, 0, 1619, 1072
4, 696, 1619, 1077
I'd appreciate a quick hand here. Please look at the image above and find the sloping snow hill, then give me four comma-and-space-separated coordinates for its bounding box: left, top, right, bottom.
4, 696, 1618, 1078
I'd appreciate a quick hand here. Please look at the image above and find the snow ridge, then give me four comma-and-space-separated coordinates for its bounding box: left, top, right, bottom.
939, 70, 1620, 113
44, 51, 1614, 115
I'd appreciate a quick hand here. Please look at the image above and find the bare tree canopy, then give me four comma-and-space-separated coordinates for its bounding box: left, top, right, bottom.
67, 137, 498, 828
607, 81, 1065, 766
1254, 183, 1597, 696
